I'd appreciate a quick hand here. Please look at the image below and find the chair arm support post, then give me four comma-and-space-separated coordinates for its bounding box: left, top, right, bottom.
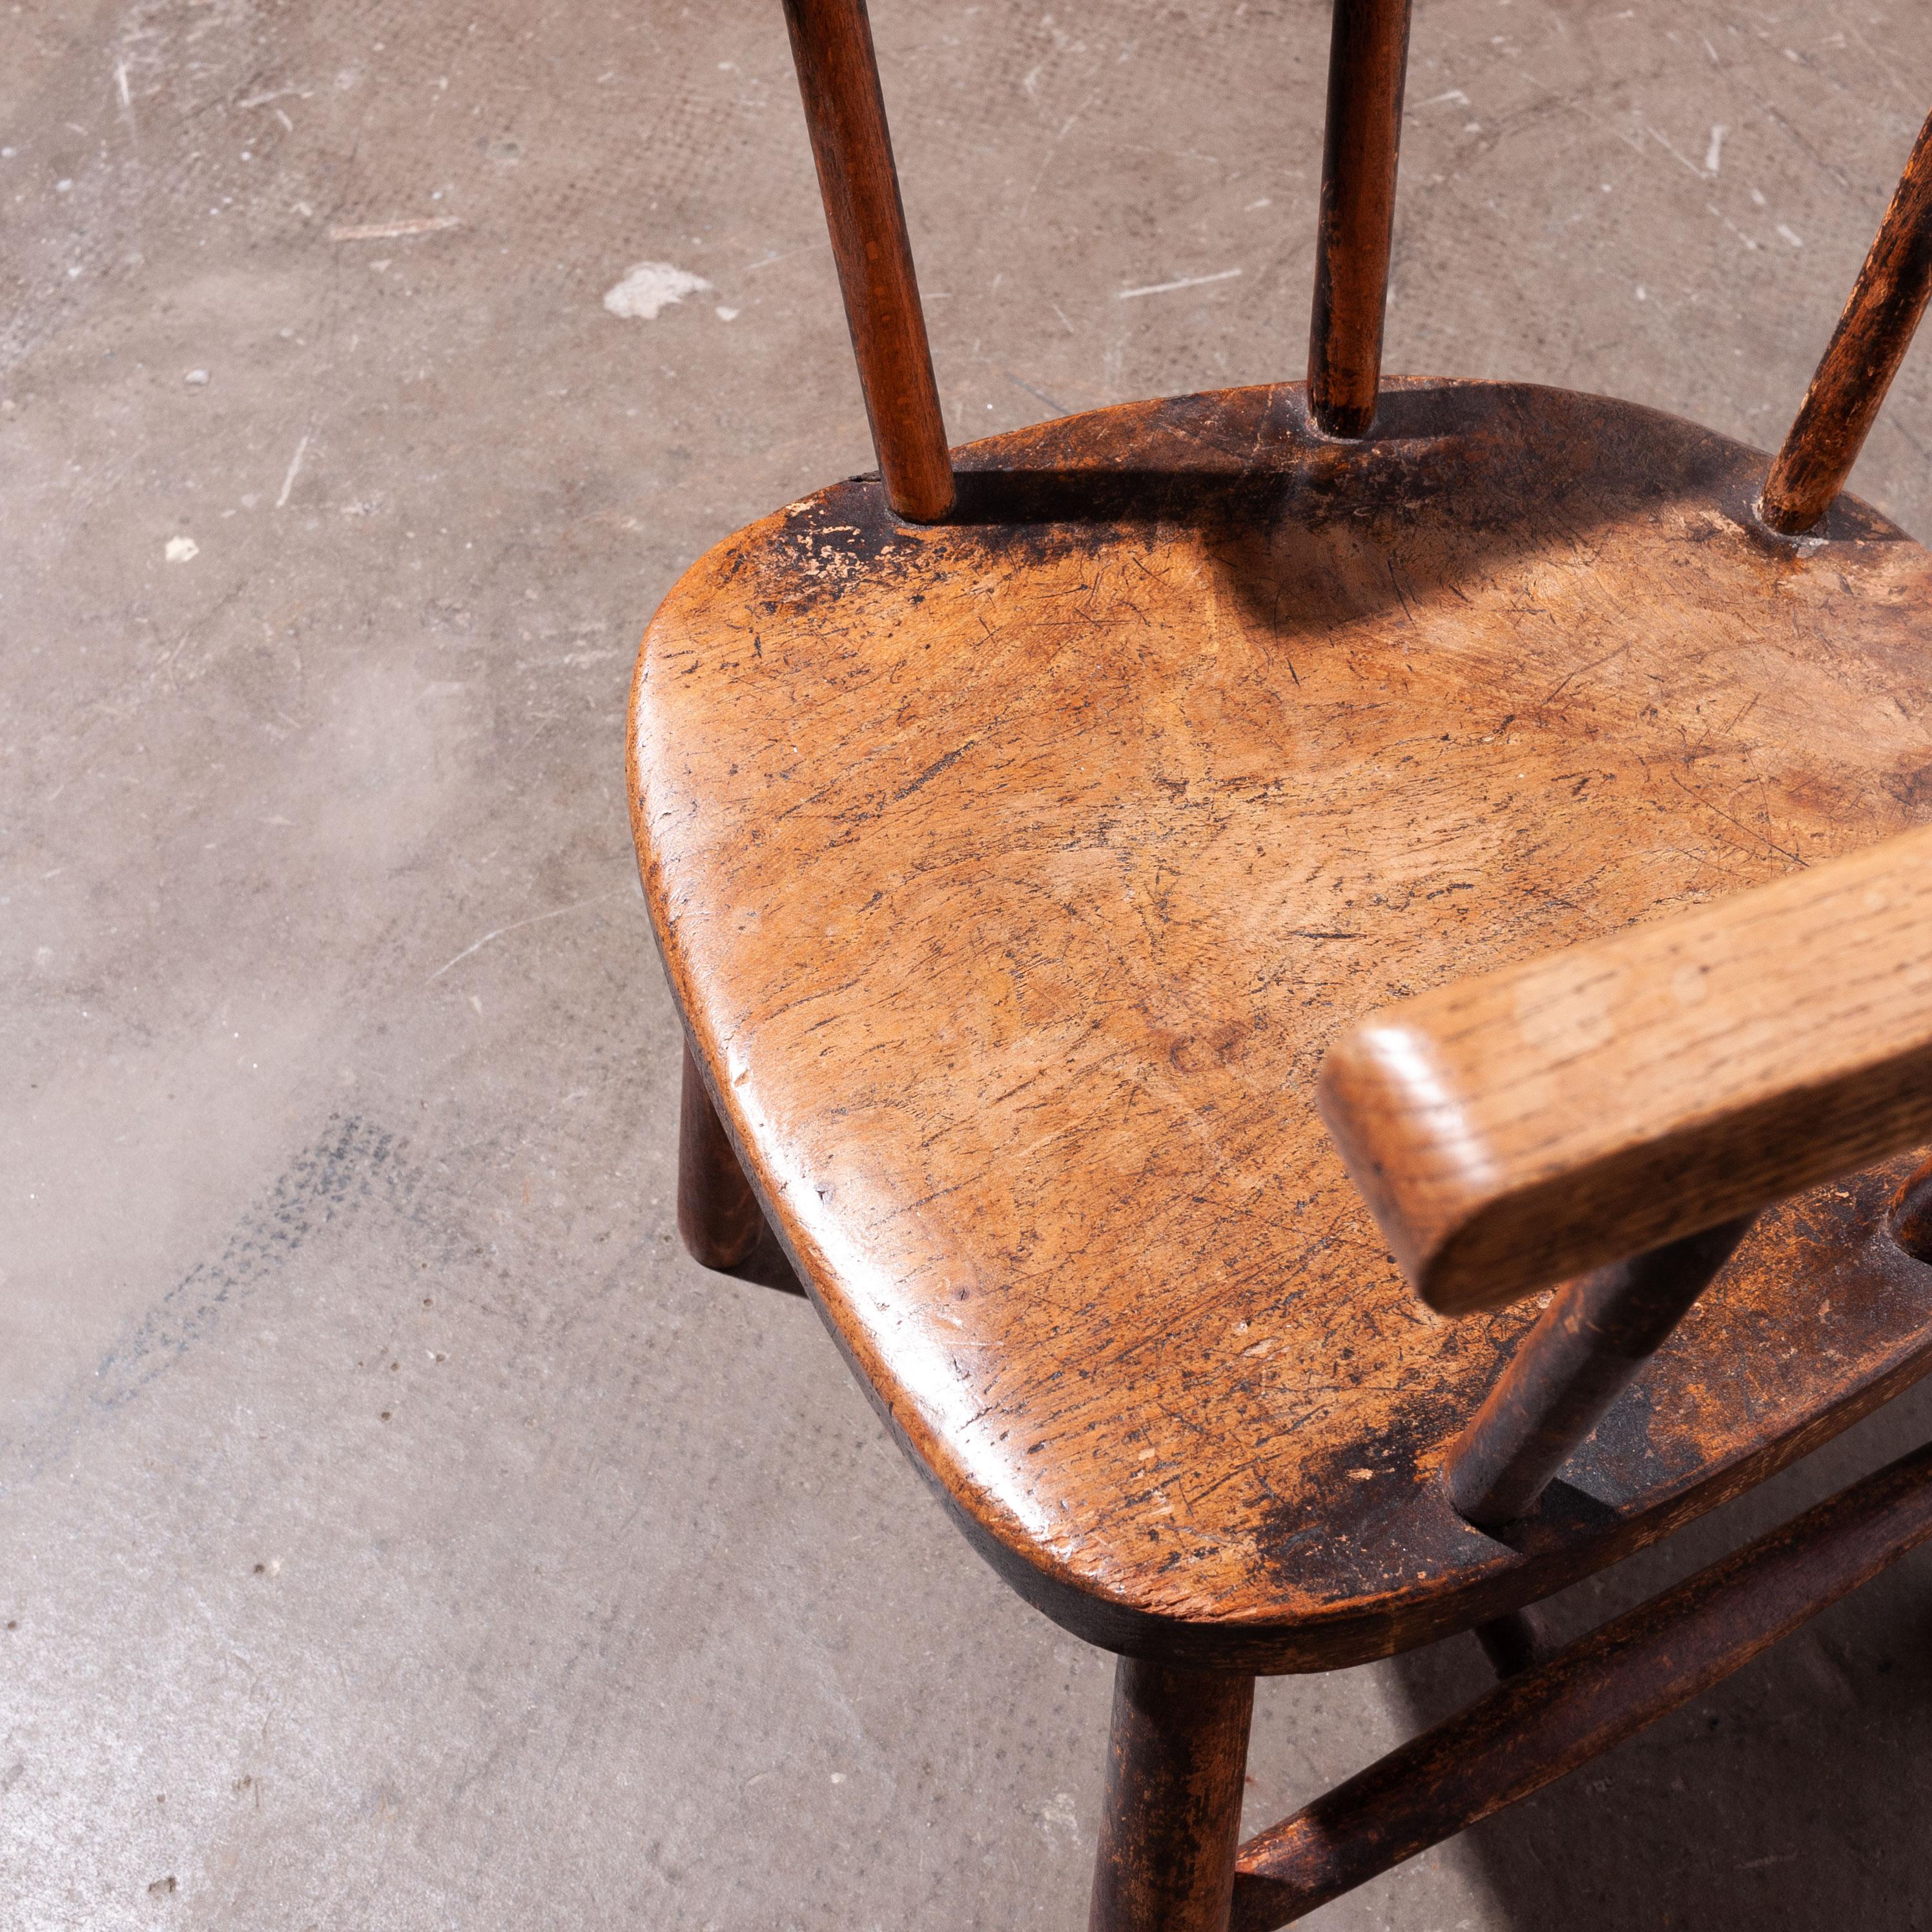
1444, 1215, 1756, 1527
1228, 1434, 1932, 1932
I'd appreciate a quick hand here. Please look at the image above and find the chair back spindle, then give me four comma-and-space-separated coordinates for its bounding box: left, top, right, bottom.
1308, 0, 1413, 438
780, 0, 954, 520
1762, 108, 1932, 534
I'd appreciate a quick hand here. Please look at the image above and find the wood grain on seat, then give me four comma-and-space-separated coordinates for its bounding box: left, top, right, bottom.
629, 378, 1932, 1670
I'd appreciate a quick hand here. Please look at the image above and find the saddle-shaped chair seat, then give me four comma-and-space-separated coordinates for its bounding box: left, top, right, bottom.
631, 376, 1932, 1672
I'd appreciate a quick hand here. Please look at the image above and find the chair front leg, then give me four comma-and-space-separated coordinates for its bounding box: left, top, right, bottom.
1089, 1657, 1255, 1932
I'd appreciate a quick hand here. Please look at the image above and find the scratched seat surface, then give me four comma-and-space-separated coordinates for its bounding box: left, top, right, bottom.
630, 379, 1932, 1671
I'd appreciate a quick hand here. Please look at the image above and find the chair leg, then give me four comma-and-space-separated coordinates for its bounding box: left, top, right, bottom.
677, 1043, 767, 1269
1473, 1603, 1552, 1680
1089, 1657, 1255, 1932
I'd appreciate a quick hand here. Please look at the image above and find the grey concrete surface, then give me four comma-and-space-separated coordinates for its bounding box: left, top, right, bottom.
5, 0, 1932, 1925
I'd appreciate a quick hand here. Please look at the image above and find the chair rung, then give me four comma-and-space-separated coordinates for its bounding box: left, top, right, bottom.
1229, 1435, 1932, 1931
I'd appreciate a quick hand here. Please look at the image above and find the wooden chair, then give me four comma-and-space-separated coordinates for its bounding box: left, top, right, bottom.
628, 5, 1932, 1924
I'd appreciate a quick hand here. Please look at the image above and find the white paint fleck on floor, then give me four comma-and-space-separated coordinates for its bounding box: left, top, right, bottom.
603, 260, 713, 320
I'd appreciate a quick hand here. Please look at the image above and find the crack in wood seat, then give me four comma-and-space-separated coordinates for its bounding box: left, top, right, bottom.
632, 376, 1932, 1672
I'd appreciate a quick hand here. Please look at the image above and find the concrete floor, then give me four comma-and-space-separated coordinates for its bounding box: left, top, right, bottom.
6, 0, 1932, 1924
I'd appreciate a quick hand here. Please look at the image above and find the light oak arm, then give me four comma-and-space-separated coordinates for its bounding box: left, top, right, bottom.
1317, 823, 1932, 1315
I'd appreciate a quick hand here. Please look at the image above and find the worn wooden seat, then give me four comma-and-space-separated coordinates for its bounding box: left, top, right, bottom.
637, 376, 1932, 1667
629, 3, 1932, 1926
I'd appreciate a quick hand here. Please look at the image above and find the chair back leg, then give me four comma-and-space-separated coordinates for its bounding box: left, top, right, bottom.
678, 1044, 767, 1269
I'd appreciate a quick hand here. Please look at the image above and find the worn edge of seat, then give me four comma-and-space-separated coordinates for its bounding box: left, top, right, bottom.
626, 380, 1932, 1672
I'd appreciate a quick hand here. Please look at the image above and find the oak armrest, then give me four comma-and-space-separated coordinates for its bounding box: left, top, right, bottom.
1316, 825, 1932, 1315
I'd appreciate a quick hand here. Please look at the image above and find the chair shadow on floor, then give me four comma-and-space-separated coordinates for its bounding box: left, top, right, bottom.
1374, 1373, 1932, 1930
